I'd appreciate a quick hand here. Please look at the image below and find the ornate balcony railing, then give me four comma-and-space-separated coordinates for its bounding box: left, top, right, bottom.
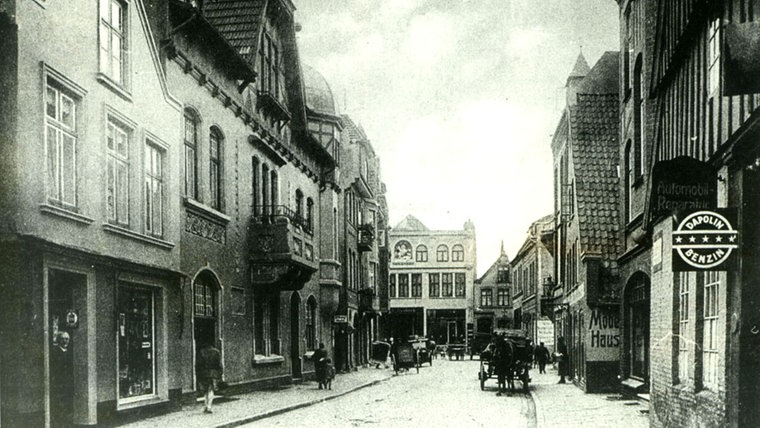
253, 205, 313, 235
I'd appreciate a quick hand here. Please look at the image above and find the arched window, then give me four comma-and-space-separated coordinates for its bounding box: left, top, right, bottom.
306, 197, 314, 232
183, 108, 199, 199
633, 54, 644, 178
209, 126, 223, 210
452, 244, 464, 262
305, 297, 317, 350
437, 245, 449, 262
415, 245, 428, 262
295, 189, 304, 220
252, 157, 260, 214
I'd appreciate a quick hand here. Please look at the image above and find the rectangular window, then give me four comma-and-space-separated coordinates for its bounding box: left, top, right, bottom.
99, 0, 126, 84
144, 143, 164, 237
497, 267, 509, 283
442, 273, 453, 297
497, 289, 509, 306
209, 129, 222, 210
45, 83, 78, 208
389, 274, 396, 298
429, 273, 440, 297
702, 272, 720, 389
411, 274, 422, 298
118, 285, 155, 401
416, 247, 428, 262
455, 273, 466, 297
398, 274, 409, 298
184, 113, 197, 198
480, 289, 492, 307
678, 272, 691, 383
708, 17, 721, 95
107, 119, 129, 225
305, 302, 316, 351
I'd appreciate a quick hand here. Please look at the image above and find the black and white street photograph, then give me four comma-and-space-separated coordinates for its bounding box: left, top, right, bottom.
1, 0, 759, 426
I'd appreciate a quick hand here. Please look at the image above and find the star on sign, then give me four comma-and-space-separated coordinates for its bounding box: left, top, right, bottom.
702, 236, 710, 243
715, 236, 723, 243
675, 236, 683, 243
729, 235, 737, 242
689, 236, 696, 243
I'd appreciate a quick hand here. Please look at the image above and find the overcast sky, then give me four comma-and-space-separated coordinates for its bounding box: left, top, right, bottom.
294, 0, 620, 275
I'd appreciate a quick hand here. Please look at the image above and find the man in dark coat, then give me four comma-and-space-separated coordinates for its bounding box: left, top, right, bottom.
313, 342, 328, 389
196, 342, 223, 413
534, 342, 551, 374
493, 335, 514, 396
556, 337, 568, 384
50, 331, 73, 428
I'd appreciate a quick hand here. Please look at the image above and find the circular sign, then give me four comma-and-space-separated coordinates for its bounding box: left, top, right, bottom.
673, 210, 738, 269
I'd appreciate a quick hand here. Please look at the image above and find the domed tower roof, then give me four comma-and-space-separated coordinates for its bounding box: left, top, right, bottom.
302, 64, 338, 116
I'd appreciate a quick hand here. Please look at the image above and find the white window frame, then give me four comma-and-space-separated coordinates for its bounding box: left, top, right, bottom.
99, 0, 128, 86
678, 272, 691, 383
144, 140, 165, 238
708, 17, 721, 96
45, 80, 80, 209
702, 271, 720, 390
106, 115, 132, 226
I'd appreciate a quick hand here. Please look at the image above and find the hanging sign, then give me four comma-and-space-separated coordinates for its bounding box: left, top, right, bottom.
672, 209, 739, 271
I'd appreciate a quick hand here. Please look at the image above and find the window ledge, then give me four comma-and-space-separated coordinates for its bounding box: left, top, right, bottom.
102, 223, 175, 249
252, 354, 284, 365
184, 198, 230, 225
117, 395, 167, 411
40, 204, 94, 225
96, 73, 132, 102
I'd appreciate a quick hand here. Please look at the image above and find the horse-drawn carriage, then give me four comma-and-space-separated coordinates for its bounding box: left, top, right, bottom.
478, 329, 533, 392
391, 340, 421, 374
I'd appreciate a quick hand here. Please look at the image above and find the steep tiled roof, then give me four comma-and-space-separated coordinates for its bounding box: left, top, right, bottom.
567, 52, 590, 80
568, 93, 620, 261
341, 114, 368, 141
577, 51, 620, 94
204, 0, 265, 61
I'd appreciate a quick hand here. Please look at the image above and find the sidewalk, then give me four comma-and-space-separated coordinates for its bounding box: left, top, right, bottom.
530, 367, 650, 428
121, 366, 393, 428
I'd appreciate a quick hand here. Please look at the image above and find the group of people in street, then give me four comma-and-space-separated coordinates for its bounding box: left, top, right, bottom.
531, 337, 569, 384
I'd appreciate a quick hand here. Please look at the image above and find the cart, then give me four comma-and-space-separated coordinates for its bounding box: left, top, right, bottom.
478, 329, 532, 392
391, 341, 420, 374
409, 337, 433, 367
446, 343, 467, 360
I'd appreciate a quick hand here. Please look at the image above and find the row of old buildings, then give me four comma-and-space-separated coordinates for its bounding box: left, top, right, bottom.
482, 1, 760, 427
0, 0, 391, 426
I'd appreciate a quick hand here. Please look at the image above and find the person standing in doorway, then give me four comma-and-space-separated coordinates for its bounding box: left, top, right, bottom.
534, 342, 551, 374
50, 331, 73, 428
196, 341, 223, 413
556, 337, 568, 384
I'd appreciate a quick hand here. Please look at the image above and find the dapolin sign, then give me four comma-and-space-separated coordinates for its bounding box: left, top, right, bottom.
672, 209, 739, 271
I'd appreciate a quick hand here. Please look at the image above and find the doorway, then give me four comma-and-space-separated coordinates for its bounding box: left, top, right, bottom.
48, 269, 86, 428
624, 272, 650, 384
290, 293, 302, 378
193, 272, 219, 384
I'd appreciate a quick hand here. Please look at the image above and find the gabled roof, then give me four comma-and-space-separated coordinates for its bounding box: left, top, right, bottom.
203, 0, 267, 61
393, 215, 429, 231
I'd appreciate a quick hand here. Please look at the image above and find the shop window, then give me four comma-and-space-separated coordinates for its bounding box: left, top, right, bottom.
118, 285, 155, 401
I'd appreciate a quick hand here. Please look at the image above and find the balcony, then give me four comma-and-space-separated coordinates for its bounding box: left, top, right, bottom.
257, 90, 291, 123
319, 259, 342, 314
357, 223, 375, 252
358, 287, 380, 314
249, 206, 317, 291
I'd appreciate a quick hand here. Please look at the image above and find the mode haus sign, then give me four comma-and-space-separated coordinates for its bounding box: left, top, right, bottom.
672, 209, 739, 271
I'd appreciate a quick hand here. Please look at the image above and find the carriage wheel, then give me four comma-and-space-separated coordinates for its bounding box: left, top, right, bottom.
479, 361, 486, 391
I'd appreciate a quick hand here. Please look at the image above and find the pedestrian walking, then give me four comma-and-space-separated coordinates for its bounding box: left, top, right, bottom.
534, 342, 551, 374
493, 334, 514, 396
313, 342, 329, 389
196, 341, 223, 413
555, 337, 568, 384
